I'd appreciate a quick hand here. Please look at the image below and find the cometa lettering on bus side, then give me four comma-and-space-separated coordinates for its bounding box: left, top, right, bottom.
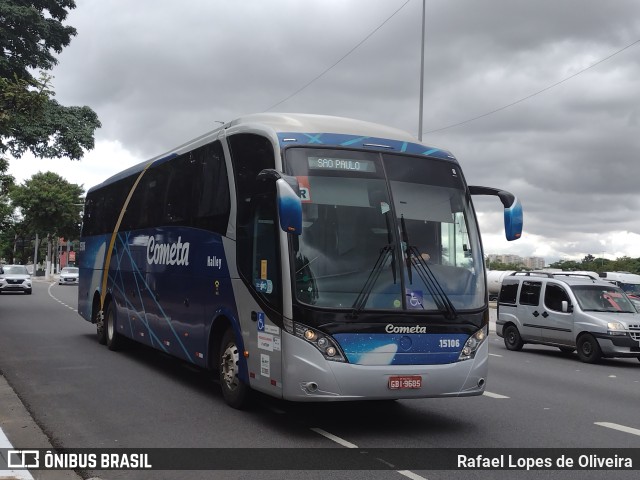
146, 236, 190, 266
385, 324, 427, 334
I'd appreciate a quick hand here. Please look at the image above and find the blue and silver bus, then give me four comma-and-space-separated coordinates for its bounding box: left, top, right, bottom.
78, 113, 522, 408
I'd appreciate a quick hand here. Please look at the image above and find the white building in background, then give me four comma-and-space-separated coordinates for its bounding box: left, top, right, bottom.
523, 257, 546, 269
487, 254, 546, 269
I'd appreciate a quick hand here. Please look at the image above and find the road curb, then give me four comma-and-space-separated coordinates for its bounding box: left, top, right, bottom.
0, 375, 82, 480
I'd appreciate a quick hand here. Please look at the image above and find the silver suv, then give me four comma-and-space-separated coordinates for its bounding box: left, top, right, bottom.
496, 272, 640, 363
0, 265, 33, 295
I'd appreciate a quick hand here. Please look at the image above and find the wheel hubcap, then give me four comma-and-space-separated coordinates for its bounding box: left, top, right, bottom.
221, 343, 240, 390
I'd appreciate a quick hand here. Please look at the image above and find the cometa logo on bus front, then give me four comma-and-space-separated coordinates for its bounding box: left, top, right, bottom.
385, 324, 427, 334
146, 236, 190, 266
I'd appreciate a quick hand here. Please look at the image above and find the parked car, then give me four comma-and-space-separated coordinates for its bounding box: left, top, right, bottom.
497, 272, 640, 363
0, 264, 33, 294
58, 266, 79, 285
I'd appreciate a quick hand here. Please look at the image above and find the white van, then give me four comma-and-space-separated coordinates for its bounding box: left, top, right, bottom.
496, 272, 640, 363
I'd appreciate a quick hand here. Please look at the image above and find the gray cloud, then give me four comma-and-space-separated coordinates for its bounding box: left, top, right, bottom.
27, 0, 640, 263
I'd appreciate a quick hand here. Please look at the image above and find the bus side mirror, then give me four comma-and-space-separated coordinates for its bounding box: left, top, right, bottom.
276, 177, 302, 235
469, 186, 523, 241
257, 169, 302, 235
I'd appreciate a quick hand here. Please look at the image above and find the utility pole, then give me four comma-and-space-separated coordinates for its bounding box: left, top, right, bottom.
418, 0, 426, 141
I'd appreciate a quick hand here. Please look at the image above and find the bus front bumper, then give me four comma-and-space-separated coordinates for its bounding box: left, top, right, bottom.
281, 332, 488, 401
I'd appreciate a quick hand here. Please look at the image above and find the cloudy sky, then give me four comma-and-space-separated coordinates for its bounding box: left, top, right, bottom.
8, 0, 640, 264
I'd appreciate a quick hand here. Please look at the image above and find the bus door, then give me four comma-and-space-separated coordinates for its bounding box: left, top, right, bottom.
229, 133, 284, 396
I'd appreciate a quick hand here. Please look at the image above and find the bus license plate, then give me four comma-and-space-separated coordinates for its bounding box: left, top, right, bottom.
388, 375, 422, 390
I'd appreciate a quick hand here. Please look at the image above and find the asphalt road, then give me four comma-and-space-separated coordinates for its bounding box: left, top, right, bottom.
0, 280, 639, 480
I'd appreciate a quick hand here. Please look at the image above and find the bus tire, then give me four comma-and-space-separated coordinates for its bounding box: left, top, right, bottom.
219, 328, 250, 409
576, 334, 602, 363
105, 301, 124, 351
503, 325, 524, 351
96, 308, 107, 345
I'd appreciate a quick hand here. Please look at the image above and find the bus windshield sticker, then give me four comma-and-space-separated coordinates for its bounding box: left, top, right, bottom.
260, 260, 268, 280
257, 312, 265, 331
255, 279, 273, 294
297, 176, 311, 203
406, 289, 424, 309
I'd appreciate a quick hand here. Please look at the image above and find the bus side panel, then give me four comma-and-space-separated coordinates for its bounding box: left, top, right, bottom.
101, 228, 241, 369
78, 235, 109, 322
229, 279, 284, 398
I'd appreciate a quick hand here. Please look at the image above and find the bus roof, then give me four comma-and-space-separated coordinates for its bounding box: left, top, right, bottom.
88, 113, 456, 193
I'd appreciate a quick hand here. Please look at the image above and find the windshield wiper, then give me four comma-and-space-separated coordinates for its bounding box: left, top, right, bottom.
349, 244, 394, 317
400, 216, 457, 319
408, 245, 457, 319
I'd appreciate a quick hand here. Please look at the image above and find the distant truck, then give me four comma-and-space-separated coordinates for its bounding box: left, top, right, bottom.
599, 272, 640, 307
487, 270, 516, 300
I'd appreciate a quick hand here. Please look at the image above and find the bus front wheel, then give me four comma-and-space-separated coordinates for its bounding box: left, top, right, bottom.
219, 328, 250, 409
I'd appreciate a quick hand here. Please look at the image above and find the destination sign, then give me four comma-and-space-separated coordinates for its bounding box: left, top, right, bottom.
308, 156, 376, 173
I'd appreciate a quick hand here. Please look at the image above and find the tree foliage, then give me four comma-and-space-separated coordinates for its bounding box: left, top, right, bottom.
486, 260, 526, 271
0, 155, 15, 229
0, 0, 101, 160
11, 171, 83, 241
548, 256, 640, 275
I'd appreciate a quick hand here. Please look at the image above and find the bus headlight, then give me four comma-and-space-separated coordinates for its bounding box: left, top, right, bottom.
458, 325, 488, 361
293, 323, 346, 362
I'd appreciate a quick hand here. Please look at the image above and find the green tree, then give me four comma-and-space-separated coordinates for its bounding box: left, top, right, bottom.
487, 260, 525, 271
0, 156, 14, 229
11, 171, 84, 241
0, 0, 101, 160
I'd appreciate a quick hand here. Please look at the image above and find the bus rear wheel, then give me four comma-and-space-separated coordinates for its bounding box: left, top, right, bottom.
219, 328, 250, 409
105, 302, 124, 351
96, 308, 107, 345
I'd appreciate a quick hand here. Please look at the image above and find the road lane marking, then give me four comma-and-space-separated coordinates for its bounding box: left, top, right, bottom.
489, 353, 502, 357
47, 283, 78, 312
310, 428, 428, 479
595, 422, 640, 437
311, 428, 358, 448
0, 427, 35, 479
398, 471, 428, 480
483, 391, 510, 399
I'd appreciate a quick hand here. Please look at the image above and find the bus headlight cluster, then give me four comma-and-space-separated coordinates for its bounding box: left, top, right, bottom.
293, 323, 346, 362
458, 325, 488, 361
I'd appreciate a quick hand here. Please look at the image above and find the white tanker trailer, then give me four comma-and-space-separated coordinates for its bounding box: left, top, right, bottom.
486, 270, 516, 300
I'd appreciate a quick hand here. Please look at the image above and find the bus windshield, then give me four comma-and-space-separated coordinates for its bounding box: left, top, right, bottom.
285, 148, 485, 312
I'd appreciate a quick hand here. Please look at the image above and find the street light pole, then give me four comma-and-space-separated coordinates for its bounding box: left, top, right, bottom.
418, 0, 426, 141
